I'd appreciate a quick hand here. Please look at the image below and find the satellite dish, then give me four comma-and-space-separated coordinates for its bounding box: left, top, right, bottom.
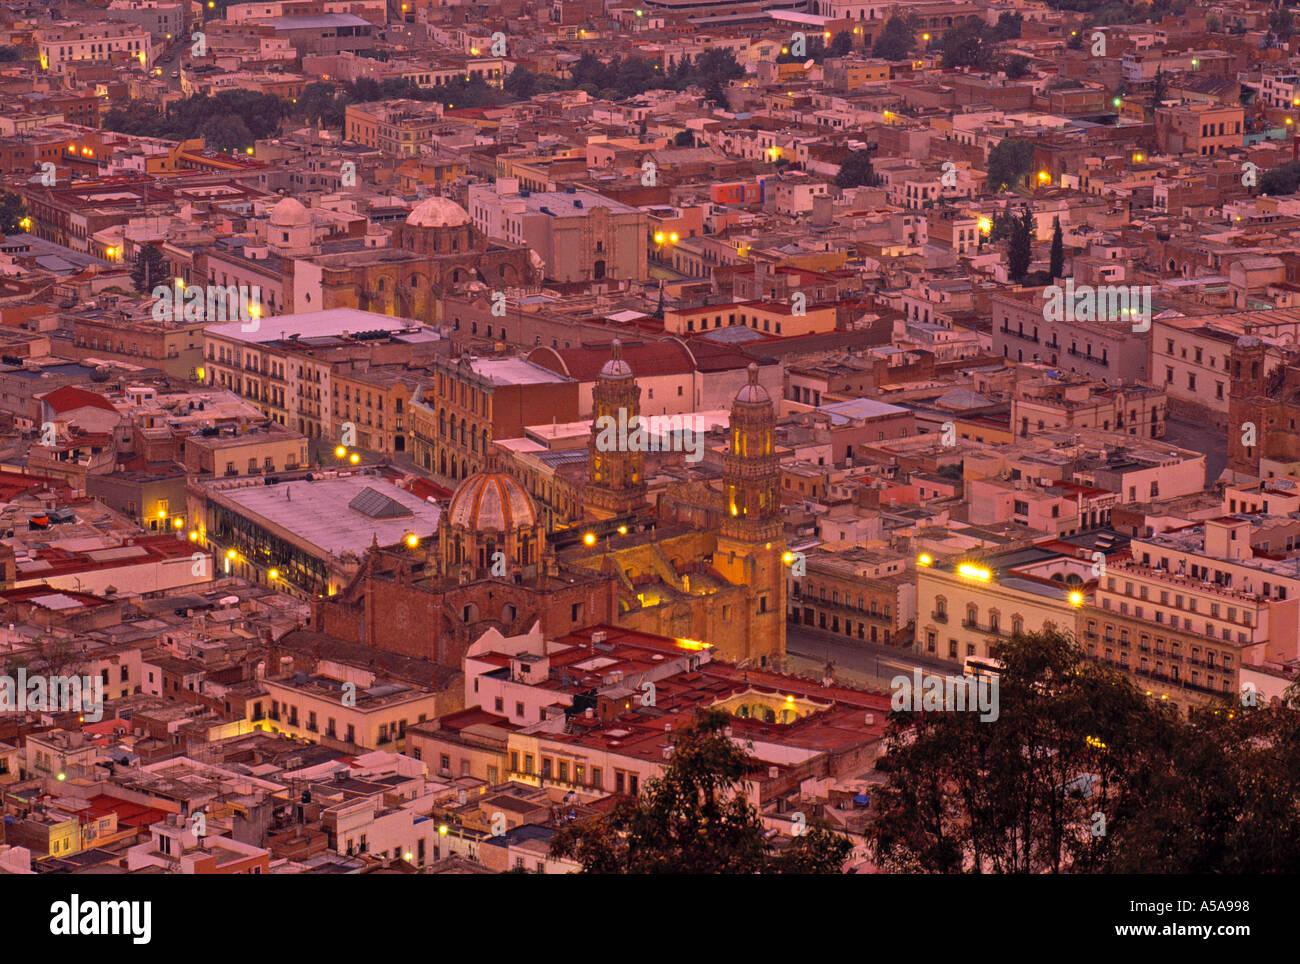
803, 59, 815, 70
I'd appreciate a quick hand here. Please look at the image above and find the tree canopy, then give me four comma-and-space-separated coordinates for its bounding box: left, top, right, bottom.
870, 628, 1300, 873
551, 709, 853, 874
986, 138, 1036, 192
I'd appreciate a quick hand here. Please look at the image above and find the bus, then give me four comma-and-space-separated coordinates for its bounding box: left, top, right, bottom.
963, 656, 1004, 680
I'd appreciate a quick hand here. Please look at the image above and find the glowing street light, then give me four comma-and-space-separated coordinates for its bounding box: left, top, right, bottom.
335, 445, 347, 458
349, 452, 360, 464
405, 533, 420, 549
1068, 590, 1085, 607
957, 562, 991, 582
583, 532, 597, 547
917, 553, 933, 567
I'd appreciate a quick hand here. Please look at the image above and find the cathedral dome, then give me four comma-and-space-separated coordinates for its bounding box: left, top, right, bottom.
447, 471, 537, 531
734, 363, 770, 405
406, 196, 471, 228
269, 197, 310, 227
599, 338, 633, 379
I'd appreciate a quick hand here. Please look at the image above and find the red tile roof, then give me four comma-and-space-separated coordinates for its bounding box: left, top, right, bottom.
36, 385, 116, 414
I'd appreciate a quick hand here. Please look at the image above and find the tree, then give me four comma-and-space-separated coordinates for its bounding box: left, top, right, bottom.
869, 629, 1183, 873
503, 65, 537, 100
985, 138, 1035, 192
992, 12, 1023, 40
673, 129, 694, 147
0, 191, 26, 234
1008, 207, 1033, 282
873, 16, 915, 60
829, 30, 853, 57
0, 46, 21, 62
1148, 66, 1168, 117
1270, 6, 1295, 44
836, 149, 876, 188
939, 21, 995, 70
551, 710, 854, 873
199, 114, 253, 153
1260, 159, 1300, 195
1049, 216, 1064, 279
131, 246, 167, 293
297, 81, 339, 126
1003, 54, 1032, 79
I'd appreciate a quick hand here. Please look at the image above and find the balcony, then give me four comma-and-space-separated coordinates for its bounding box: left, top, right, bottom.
932, 611, 948, 623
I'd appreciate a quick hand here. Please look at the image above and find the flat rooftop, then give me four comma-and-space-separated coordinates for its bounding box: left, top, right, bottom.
206, 308, 432, 346
213, 474, 440, 557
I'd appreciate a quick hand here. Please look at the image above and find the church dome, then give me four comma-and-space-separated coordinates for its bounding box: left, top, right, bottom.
269, 197, 310, 227
447, 471, 537, 531
734, 363, 770, 405
406, 196, 471, 228
599, 338, 633, 379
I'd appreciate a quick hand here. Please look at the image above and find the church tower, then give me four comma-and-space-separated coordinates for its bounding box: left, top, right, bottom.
584, 339, 647, 520
715, 363, 786, 667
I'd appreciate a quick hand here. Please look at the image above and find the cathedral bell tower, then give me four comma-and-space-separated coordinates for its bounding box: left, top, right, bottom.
715, 363, 786, 667
584, 339, 647, 520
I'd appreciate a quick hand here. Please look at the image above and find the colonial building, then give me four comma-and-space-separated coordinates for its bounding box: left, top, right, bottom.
309, 356, 789, 672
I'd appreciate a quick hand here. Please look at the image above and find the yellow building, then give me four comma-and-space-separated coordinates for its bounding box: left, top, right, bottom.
664, 300, 837, 339
260, 672, 446, 753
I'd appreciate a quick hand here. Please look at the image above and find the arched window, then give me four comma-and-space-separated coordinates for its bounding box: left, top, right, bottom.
1012, 615, 1024, 636
966, 603, 978, 628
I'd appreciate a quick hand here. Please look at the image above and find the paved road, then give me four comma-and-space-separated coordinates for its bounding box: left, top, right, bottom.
1164, 416, 1227, 485
786, 623, 959, 689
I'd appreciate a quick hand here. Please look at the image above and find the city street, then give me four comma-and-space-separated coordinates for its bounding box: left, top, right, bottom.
786, 622, 959, 689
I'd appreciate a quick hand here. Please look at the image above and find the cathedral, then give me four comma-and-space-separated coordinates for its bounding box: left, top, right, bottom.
310, 344, 787, 669
307, 196, 541, 325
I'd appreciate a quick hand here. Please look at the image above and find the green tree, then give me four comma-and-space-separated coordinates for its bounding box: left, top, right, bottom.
836, 149, 876, 188
985, 138, 1035, 192
830, 30, 853, 56
503, 65, 537, 100
551, 710, 854, 874
297, 81, 339, 126
1270, 6, 1295, 43
870, 629, 1182, 873
0, 191, 26, 234
939, 21, 995, 70
873, 16, 915, 60
992, 12, 1023, 40
674, 129, 694, 147
131, 246, 167, 294
1260, 159, 1300, 195
1049, 216, 1064, 279
1004, 54, 1032, 79
200, 114, 253, 153
1148, 66, 1168, 117
0, 46, 21, 62
1008, 207, 1033, 282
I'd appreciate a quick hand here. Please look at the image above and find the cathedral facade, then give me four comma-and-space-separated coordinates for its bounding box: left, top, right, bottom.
311, 350, 786, 669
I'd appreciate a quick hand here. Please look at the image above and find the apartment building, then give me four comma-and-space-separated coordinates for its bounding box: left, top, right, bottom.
37, 22, 152, 72
1012, 377, 1166, 439
202, 308, 445, 439
409, 355, 578, 486
991, 289, 1150, 382
344, 99, 446, 156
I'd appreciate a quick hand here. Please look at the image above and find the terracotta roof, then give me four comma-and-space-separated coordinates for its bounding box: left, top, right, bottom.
36, 385, 116, 414
534, 340, 696, 381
